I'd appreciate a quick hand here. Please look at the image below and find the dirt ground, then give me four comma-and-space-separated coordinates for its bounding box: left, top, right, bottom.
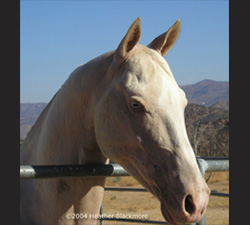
101, 171, 229, 225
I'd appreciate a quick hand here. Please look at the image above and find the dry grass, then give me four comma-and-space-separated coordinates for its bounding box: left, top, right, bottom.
101, 172, 229, 225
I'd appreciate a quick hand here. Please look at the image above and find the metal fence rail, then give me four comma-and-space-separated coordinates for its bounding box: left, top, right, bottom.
20, 163, 129, 179
20, 158, 228, 179
20, 157, 229, 225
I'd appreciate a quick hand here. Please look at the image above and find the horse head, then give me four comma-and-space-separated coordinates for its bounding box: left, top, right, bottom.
95, 18, 210, 224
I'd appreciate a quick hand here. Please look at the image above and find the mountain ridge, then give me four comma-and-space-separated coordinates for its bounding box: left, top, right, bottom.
181, 79, 228, 106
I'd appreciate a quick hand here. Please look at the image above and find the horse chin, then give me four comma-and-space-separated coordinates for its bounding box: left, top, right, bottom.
161, 203, 178, 225
161, 203, 184, 225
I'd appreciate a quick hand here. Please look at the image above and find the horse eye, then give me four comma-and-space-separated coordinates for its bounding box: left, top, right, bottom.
130, 101, 145, 111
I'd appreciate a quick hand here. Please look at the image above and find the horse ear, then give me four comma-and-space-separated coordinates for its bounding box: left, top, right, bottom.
148, 19, 181, 56
114, 17, 141, 62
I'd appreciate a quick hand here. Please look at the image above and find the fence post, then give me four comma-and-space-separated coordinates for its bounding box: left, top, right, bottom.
196, 158, 208, 225
100, 203, 104, 225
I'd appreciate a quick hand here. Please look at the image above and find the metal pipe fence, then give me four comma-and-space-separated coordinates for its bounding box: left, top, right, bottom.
20, 157, 229, 225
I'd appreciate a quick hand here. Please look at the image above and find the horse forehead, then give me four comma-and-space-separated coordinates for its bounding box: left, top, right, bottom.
133, 46, 184, 102
129, 45, 173, 79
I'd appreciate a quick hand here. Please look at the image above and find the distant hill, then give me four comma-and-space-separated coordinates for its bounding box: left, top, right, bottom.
20, 103, 47, 120
181, 79, 229, 106
20, 103, 47, 139
210, 100, 229, 110
185, 104, 229, 157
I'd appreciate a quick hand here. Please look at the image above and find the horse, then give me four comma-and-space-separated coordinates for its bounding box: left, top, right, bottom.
20, 18, 210, 225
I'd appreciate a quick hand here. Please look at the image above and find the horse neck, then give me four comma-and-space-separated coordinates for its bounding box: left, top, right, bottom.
21, 51, 114, 165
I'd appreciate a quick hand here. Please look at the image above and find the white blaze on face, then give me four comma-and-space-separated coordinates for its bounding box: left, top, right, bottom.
155, 60, 202, 183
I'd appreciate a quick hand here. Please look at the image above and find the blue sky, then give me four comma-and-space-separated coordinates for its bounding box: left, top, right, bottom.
20, 0, 229, 103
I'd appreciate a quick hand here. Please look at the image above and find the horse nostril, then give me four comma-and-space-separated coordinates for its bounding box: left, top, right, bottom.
184, 195, 195, 215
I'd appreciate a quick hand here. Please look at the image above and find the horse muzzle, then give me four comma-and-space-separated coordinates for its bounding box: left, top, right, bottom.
160, 187, 210, 225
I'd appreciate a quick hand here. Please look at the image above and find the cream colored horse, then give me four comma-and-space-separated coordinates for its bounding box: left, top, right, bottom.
20, 18, 210, 225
